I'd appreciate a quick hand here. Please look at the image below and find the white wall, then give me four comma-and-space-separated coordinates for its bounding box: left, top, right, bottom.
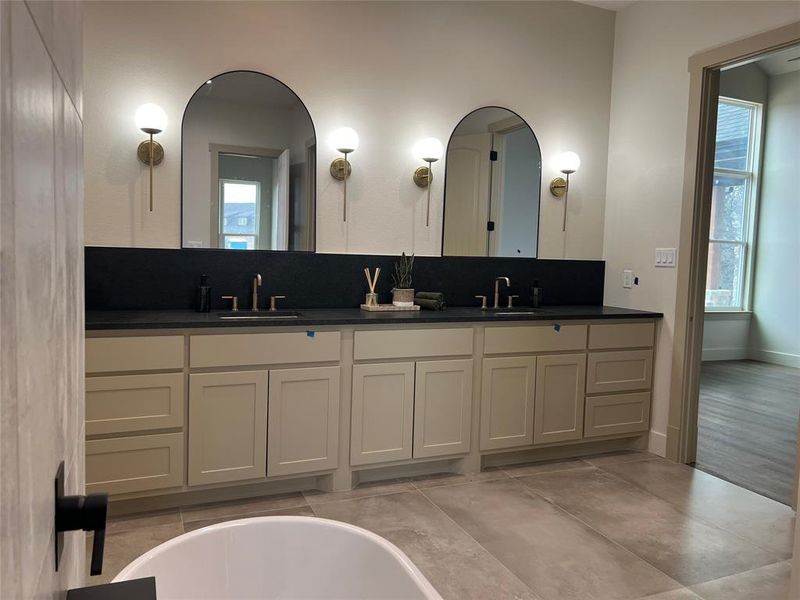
83, 0, 615, 257
1, 1, 85, 597
719, 62, 769, 104
702, 315, 751, 361
749, 70, 800, 368
603, 0, 799, 455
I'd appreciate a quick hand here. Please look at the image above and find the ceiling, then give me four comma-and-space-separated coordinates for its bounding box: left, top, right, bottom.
574, 0, 638, 11
757, 44, 800, 76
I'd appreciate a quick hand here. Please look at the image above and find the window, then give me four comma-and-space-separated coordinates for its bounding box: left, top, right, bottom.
705, 98, 762, 311
220, 180, 260, 250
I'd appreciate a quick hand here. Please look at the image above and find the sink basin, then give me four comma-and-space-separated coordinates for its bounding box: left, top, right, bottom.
217, 311, 300, 320
494, 311, 538, 316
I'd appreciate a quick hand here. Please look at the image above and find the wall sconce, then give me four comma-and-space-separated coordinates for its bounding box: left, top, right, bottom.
329, 127, 359, 221
135, 103, 167, 212
412, 137, 444, 227
549, 151, 581, 231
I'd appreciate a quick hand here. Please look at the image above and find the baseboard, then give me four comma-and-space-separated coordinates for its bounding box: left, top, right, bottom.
647, 430, 667, 457
749, 348, 800, 368
701, 347, 748, 362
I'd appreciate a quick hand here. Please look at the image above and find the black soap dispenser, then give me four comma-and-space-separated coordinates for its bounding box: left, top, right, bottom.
532, 280, 543, 308
196, 274, 211, 313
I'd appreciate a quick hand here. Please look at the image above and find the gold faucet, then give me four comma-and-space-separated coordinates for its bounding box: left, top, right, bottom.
251, 274, 262, 311
494, 277, 510, 309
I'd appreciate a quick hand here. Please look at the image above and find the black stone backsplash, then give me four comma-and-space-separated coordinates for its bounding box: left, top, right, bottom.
85, 247, 604, 311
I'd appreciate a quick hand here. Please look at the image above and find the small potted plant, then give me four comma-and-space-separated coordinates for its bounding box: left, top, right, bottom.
391, 252, 415, 307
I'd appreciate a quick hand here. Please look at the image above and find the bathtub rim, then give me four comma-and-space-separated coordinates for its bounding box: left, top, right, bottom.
112, 515, 442, 599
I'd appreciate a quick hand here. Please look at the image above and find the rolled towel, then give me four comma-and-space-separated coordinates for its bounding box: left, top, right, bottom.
414, 292, 446, 311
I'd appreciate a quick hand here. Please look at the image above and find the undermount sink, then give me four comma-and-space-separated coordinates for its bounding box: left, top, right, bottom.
494, 311, 539, 316
217, 311, 300, 320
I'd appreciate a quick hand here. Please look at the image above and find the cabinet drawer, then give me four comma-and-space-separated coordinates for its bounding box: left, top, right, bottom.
586, 350, 653, 394
86, 433, 184, 495
584, 392, 651, 438
86, 373, 184, 435
484, 324, 586, 355
354, 328, 473, 361
589, 322, 654, 349
86, 336, 184, 373
190, 331, 340, 368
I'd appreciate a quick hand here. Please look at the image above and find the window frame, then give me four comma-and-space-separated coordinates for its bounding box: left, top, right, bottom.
705, 96, 763, 313
219, 178, 261, 250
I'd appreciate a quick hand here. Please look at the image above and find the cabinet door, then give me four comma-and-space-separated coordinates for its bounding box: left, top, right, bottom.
480, 356, 536, 451
188, 371, 267, 486
414, 359, 473, 458
351, 362, 415, 466
534, 353, 586, 444
268, 366, 340, 477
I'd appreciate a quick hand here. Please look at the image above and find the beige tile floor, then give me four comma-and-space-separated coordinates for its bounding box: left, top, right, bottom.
86, 451, 795, 599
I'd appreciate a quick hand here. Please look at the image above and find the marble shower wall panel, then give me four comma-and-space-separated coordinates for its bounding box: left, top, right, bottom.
0, 1, 85, 598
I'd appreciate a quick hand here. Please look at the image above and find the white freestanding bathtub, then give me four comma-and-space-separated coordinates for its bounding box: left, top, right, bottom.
113, 516, 441, 599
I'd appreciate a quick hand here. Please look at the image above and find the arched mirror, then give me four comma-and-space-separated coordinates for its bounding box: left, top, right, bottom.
181, 71, 316, 251
442, 107, 541, 257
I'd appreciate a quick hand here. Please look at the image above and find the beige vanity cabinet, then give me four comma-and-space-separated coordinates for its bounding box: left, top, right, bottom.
350, 359, 474, 465
188, 370, 268, 486
351, 362, 415, 466
267, 366, 340, 477
533, 353, 586, 444
413, 359, 473, 458
480, 356, 536, 450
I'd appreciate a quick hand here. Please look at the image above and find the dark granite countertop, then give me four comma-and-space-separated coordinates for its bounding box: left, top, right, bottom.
86, 305, 662, 330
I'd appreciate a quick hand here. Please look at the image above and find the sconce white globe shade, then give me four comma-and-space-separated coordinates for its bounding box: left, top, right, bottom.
414, 137, 444, 163
135, 103, 167, 134
557, 151, 581, 175
329, 127, 360, 154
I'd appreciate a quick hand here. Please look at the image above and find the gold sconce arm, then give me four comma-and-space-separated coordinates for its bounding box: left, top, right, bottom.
136, 135, 164, 212
330, 153, 353, 221
413, 162, 433, 227
549, 173, 571, 232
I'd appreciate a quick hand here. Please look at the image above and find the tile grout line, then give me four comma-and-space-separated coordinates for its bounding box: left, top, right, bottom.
302, 484, 416, 508
415, 486, 544, 600
181, 500, 311, 525
507, 477, 687, 596
592, 462, 793, 561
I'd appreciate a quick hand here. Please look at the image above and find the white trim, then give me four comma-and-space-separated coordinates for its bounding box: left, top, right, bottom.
647, 430, 667, 457
749, 349, 800, 369
702, 347, 749, 362
703, 310, 752, 320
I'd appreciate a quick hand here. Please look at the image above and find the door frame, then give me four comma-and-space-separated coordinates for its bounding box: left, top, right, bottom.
209, 143, 283, 247
667, 21, 800, 465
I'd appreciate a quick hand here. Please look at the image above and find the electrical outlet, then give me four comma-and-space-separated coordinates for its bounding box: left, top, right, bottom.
655, 248, 676, 267
623, 269, 633, 289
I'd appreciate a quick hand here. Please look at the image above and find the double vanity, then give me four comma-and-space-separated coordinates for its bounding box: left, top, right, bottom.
85, 303, 660, 510
82, 67, 661, 512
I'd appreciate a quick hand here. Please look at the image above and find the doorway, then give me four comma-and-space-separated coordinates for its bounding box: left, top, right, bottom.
696, 48, 800, 505
670, 22, 800, 509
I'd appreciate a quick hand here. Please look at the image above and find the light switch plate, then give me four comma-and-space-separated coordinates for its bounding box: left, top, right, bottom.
655, 248, 676, 267
623, 269, 633, 289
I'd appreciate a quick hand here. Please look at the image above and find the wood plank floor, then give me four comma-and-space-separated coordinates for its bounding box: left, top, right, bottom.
696, 359, 800, 505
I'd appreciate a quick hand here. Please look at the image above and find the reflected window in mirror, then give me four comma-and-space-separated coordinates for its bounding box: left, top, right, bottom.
442, 107, 541, 257
182, 71, 316, 251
